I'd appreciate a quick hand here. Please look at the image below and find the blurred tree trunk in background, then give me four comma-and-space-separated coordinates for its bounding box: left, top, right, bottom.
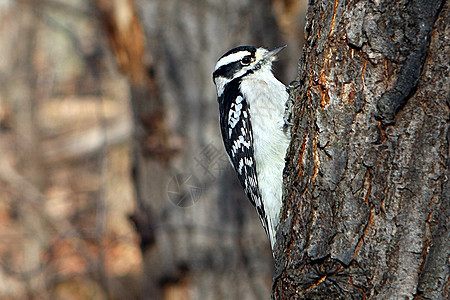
275, 0, 448, 299
12, 3, 51, 297
94, 0, 304, 299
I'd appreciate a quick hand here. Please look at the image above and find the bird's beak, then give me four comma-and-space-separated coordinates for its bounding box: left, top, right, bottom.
265, 45, 287, 59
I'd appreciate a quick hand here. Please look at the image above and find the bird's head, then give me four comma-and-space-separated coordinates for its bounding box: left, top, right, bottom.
213, 45, 286, 96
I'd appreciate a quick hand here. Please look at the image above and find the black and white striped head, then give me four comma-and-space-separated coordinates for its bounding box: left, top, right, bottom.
213, 45, 286, 97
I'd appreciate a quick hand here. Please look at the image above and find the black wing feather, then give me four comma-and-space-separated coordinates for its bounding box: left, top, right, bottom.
218, 80, 269, 238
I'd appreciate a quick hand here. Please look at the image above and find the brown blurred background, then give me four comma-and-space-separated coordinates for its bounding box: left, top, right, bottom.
0, 0, 306, 299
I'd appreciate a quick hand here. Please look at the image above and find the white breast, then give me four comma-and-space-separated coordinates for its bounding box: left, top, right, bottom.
239, 69, 290, 248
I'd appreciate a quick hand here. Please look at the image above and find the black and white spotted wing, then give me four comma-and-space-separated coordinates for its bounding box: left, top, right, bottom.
218, 79, 269, 238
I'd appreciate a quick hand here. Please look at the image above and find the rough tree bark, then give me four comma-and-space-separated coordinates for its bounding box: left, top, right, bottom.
274, 0, 449, 299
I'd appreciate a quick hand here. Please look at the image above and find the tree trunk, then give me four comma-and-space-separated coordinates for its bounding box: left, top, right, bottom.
274, 0, 449, 299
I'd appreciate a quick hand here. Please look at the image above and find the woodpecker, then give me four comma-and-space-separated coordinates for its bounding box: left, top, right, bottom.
212, 45, 290, 249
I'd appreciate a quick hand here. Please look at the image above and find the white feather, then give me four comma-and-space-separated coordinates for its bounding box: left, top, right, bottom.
240, 64, 290, 249
214, 51, 251, 72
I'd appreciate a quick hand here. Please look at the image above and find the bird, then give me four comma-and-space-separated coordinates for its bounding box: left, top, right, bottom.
212, 45, 290, 249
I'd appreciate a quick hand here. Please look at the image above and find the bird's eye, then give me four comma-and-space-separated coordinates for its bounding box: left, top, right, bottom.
241, 56, 252, 65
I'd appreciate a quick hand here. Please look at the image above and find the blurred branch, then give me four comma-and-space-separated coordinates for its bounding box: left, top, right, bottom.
19, 0, 93, 18
42, 115, 132, 163
33, 0, 93, 17
0, 159, 44, 204
93, 0, 149, 85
